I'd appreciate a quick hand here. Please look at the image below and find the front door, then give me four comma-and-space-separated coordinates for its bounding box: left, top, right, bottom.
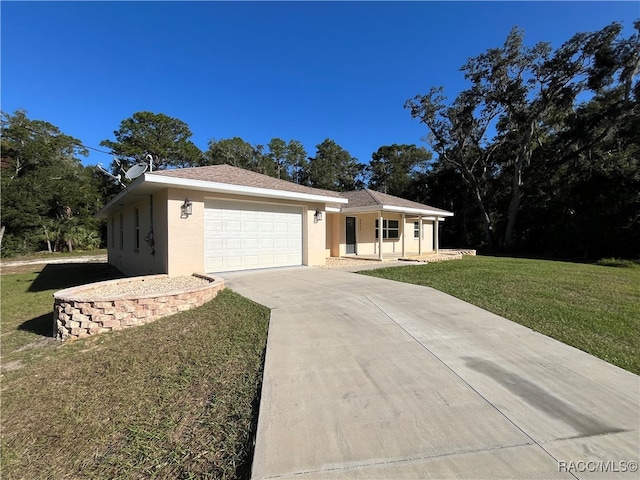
346, 217, 356, 255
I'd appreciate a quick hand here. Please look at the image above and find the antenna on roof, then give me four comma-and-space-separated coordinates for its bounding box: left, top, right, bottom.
96, 154, 155, 187
96, 161, 124, 186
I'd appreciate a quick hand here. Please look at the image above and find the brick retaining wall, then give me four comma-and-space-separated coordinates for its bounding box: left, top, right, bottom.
439, 249, 477, 256
53, 274, 224, 341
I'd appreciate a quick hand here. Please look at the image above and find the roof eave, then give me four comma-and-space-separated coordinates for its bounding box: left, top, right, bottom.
145, 175, 348, 203
340, 205, 453, 217
381, 205, 454, 217
95, 173, 348, 218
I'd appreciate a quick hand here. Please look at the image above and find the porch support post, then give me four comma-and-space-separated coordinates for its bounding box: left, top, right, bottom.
434, 217, 440, 253
418, 215, 423, 256
401, 213, 405, 258
378, 211, 383, 261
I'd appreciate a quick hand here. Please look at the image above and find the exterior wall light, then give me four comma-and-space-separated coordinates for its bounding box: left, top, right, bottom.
314, 209, 323, 223
181, 198, 193, 218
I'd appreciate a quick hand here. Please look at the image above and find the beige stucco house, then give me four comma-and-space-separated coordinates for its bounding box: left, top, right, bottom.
96, 165, 453, 276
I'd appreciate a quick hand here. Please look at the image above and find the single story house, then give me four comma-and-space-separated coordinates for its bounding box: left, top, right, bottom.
96, 164, 453, 276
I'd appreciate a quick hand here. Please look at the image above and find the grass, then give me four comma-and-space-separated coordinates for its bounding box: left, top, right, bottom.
1, 263, 125, 360
595, 257, 640, 268
1, 263, 270, 479
362, 256, 640, 375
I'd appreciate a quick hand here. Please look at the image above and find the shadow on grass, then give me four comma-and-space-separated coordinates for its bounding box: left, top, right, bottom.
18, 312, 55, 337
28, 263, 125, 293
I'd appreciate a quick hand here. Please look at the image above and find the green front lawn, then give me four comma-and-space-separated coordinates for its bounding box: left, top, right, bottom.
1, 264, 269, 480
362, 256, 640, 374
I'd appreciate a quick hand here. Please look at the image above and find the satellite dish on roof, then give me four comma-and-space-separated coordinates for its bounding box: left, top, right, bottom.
124, 162, 148, 180
96, 154, 154, 187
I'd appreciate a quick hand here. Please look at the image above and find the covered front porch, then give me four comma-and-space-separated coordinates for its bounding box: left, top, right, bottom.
326, 210, 450, 261
324, 189, 455, 262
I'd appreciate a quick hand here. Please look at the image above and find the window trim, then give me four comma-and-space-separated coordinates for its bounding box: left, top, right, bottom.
414, 221, 420, 239
375, 219, 399, 240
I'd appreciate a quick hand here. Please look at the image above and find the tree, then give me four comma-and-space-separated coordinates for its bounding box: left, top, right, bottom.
407, 21, 640, 251
204, 137, 262, 171
462, 22, 639, 248
1, 109, 87, 179
286, 140, 308, 184
267, 138, 288, 179
1, 111, 104, 256
368, 144, 432, 197
306, 139, 364, 191
100, 111, 202, 170
521, 86, 640, 258
405, 87, 503, 248
266, 138, 308, 182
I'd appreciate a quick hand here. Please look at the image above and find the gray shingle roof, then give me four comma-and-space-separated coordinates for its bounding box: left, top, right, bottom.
340, 189, 452, 215
149, 164, 345, 199
148, 166, 452, 215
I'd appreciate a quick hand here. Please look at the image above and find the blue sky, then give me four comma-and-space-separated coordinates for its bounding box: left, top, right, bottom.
2, 2, 637, 167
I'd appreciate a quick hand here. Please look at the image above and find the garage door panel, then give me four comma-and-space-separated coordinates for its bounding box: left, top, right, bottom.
205, 200, 303, 272
260, 238, 274, 248
244, 255, 259, 267
243, 238, 259, 249
206, 220, 223, 232
244, 221, 258, 232
206, 238, 223, 250
225, 238, 242, 249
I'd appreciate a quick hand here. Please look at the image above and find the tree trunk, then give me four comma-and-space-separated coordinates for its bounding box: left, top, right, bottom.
504, 163, 522, 250
43, 226, 52, 253
0, 225, 5, 248
472, 184, 494, 249
505, 125, 534, 250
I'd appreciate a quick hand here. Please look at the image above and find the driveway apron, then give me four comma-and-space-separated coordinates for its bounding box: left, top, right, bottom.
222, 267, 639, 479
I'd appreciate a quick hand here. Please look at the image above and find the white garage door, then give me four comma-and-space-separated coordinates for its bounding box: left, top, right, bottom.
204, 199, 303, 272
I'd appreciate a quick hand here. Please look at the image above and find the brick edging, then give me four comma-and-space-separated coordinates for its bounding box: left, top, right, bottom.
53, 274, 224, 341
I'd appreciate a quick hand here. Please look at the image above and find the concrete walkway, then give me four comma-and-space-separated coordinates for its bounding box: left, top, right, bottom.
222, 267, 639, 479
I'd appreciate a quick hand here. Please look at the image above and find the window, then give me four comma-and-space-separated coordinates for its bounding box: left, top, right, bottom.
375, 219, 399, 239
414, 222, 420, 238
134, 208, 140, 251
119, 214, 124, 249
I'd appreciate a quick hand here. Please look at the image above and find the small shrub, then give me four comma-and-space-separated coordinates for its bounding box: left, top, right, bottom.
596, 258, 639, 268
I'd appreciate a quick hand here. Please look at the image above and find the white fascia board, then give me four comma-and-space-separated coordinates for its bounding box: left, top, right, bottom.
145, 175, 349, 204
381, 205, 454, 217
342, 205, 454, 216
406, 216, 438, 221
95, 178, 146, 218
326, 206, 342, 213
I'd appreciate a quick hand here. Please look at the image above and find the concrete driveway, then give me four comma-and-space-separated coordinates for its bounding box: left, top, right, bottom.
222, 267, 639, 479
